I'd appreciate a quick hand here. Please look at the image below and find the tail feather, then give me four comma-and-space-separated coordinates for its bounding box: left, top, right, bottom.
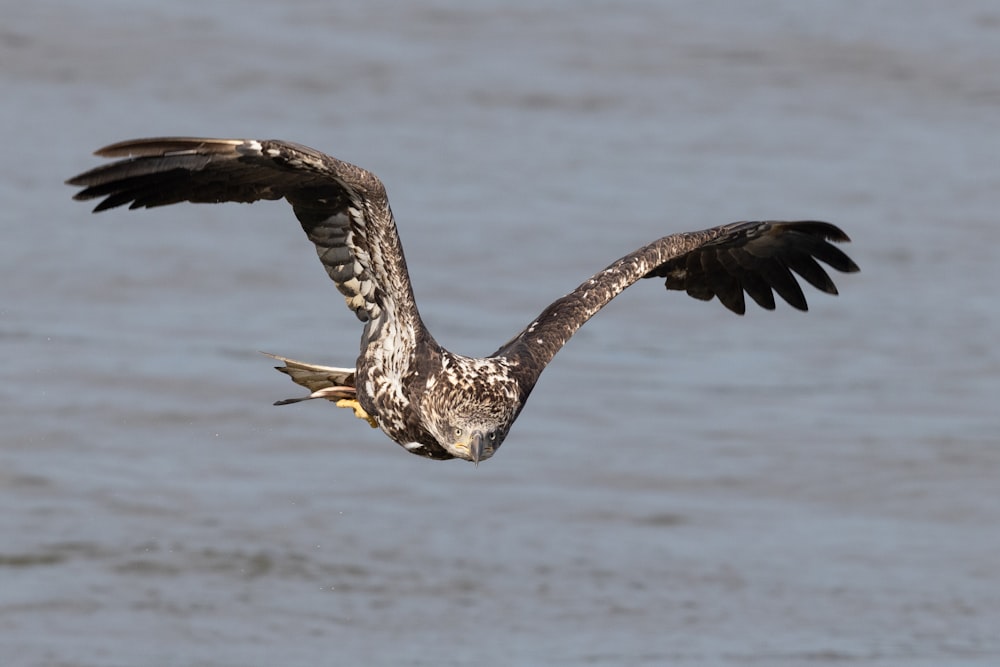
262, 352, 357, 405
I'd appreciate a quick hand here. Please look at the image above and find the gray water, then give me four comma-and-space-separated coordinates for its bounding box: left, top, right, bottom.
3, 1, 999, 665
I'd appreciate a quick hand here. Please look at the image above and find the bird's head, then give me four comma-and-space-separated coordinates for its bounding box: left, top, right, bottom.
435, 419, 507, 464
422, 356, 521, 464
424, 389, 517, 463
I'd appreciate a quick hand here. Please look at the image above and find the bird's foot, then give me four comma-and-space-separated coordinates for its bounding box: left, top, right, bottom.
335, 398, 379, 429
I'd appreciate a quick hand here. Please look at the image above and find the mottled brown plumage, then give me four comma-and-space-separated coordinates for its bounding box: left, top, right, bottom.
68, 137, 859, 463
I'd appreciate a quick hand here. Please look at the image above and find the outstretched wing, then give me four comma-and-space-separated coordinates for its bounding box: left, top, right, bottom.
67, 137, 419, 328
496, 220, 858, 390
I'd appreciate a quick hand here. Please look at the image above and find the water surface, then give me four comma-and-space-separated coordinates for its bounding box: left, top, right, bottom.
3, 1, 999, 665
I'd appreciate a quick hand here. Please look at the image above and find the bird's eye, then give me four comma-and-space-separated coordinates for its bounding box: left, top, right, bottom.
454, 427, 463, 438
488, 431, 497, 441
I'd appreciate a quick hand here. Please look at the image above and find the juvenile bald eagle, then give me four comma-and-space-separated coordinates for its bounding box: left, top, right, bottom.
68, 137, 859, 463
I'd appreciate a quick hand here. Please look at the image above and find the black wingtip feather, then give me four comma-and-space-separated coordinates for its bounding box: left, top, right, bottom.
792, 220, 852, 244
653, 219, 859, 314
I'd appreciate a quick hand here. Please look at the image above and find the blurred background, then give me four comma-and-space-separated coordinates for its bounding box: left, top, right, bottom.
3, 1, 999, 665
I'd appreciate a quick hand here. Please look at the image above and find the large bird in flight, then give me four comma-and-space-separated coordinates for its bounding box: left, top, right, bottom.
68, 137, 859, 463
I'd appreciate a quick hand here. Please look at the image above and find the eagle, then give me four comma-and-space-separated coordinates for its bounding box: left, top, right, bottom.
67, 137, 859, 464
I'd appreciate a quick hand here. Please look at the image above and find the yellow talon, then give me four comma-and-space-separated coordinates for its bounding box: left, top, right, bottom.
335, 398, 379, 429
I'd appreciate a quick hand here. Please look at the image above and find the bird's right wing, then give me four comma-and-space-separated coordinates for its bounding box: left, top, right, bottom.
67, 137, 421, 328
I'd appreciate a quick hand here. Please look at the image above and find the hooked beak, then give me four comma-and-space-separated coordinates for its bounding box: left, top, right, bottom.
469, 432, 484, 466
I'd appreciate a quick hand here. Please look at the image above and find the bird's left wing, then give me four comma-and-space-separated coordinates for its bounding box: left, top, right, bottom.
495, 220, 859, 391
68, 137, 421, 327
